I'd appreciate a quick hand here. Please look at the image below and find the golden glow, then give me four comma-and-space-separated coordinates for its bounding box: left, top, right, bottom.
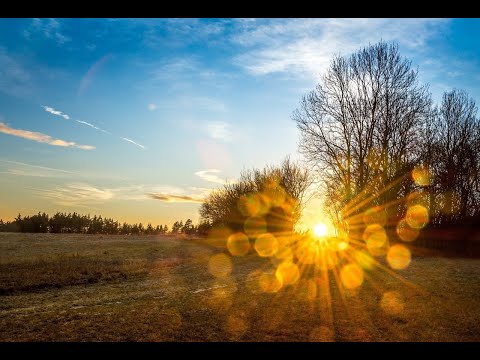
275, 261, 300, 286
227, 232, 250, 256
412, 166, 431, 186
406, 204, 429, 229
396, 219, 419, 242
364, 224, 388, 256
254, 233, 279, 257
313, 223, 328, 237
387, 244, 411, 270
380, 291, 404, 314
353, 250, 376, 270
309, 326, 335, 342
259, 272, 283, 293
244, 216, 267, 238
340, 263, 364, 289
208, 253, 232, 278
362, 206, 386, 226
238, 193, 268, 217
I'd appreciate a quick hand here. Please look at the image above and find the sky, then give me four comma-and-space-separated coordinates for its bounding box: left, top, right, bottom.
1, 18, 480, 228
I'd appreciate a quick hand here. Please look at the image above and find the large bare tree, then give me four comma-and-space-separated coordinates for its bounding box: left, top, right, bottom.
293, 41, 432, 230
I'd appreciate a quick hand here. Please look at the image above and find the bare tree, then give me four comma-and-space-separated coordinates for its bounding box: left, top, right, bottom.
423, 90, 480, 225
199, 157, 312, 234
293, 41, 431, 230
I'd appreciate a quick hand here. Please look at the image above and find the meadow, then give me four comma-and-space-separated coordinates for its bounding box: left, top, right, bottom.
0, 232, 479, 342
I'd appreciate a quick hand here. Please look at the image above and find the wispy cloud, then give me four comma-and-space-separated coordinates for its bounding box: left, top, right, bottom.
121, 137, 145, 149
148, 103, 157, 111
0, 47, 31, 97
207, 121, 232, 142
0, 122, 95, 150
195, 169, 234, 185
32, 182, 207, 206
24, 18, 71, 45
42, 105, 70, 120
0, 159, 75, 178
34, 183, 114, 207
232, 18, 449, 78
0, 159, 73, 174
148, 193, 203, 203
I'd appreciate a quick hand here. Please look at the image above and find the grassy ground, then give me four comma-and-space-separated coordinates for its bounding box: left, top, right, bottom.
0, 232, 479, 342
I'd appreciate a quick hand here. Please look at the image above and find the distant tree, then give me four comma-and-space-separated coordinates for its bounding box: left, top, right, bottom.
146, 223, 154, 235
196, 220, 212, 236
182, 219, 194, 234
171, 221, 182, 234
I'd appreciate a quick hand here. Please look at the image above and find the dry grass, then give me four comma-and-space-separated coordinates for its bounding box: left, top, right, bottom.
0, 232, 479, 341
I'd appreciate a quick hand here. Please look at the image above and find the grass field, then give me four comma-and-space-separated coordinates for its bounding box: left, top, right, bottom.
0, 232, 479, 342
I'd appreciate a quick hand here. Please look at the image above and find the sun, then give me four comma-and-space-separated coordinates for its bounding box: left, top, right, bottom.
313, 223, 328, 237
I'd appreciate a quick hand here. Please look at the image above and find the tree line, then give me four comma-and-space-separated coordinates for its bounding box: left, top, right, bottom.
0, 212, 212, 236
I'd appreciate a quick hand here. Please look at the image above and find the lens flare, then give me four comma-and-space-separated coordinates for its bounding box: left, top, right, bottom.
406, 204, 429, 229
396, 219, 419, 242
275, 261, 300, 286
412, 166, 431, 186
364, 224, 388, 256
353, 250, 375, 270
244, 216, 267, 238
259, 272, 283, 293
207, 225, 232, 246
227, 232, 250, 256
387, 244, 411, 270
255, 233, 278, 257
208, 253, 232, 278
238, 193, 268, 217
363, 206, 387, 226
340, 263, 364, 289
313, 223, 328, 237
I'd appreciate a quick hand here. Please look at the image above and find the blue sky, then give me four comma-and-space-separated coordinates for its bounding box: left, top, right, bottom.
1, 18, 479, 227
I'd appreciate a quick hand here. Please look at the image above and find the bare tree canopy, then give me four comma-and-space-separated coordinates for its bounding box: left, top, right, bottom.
423, 89, 480, 225
199, 157, 312, 235
293, 41, 432, 229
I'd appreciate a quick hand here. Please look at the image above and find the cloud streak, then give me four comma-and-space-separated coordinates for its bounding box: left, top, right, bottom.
121, 137, 146, 149
148, 193, 203, 203
0, 159, 75, 178
0, 159, 74, 174
76, 119, 110, 134
42, 105, 70, 120
0, 122, 95, 150
41, 105, 143, 149
195, 169, 233, 185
